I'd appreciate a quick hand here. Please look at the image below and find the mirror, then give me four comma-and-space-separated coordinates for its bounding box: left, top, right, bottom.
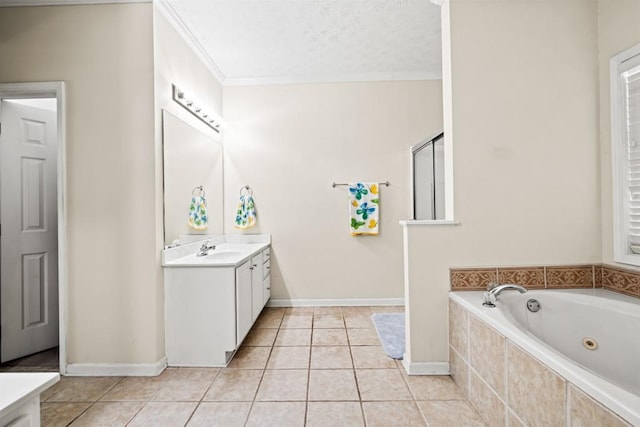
411, 132, 444, 220
162, 110, 224, 245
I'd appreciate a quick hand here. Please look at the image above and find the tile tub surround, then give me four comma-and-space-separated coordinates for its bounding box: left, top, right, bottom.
38, 306, 486, 426
448, 296, 635, 426
450, 264, 640, 299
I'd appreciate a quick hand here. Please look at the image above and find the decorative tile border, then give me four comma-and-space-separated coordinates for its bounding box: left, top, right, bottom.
594, 265, 603, 288
450, 264, 640, 299
601, 265, 640, 297
546, 266, 594, 289
497, 267, 545, 289
450, 268, 497, 291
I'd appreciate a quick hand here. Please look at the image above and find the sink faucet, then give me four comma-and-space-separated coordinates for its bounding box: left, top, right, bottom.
482, 283, 527, 307
196, 240, 216, 257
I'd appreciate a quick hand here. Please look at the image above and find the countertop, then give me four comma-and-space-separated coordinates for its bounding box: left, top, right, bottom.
0, 372, 59, 419
162, 234, 271, 268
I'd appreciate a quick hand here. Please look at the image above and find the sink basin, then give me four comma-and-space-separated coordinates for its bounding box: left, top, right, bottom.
203, 250, 244, 259
162, 241, 267, 267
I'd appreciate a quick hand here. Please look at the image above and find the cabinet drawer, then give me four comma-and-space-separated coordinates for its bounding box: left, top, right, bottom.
263, 247, 270, 261
262, 258, 270, 279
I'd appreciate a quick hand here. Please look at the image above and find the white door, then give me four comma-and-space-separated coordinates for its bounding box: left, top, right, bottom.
0, 100, 59, 363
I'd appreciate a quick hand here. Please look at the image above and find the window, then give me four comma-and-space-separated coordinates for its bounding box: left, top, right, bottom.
611, 43, 640, 265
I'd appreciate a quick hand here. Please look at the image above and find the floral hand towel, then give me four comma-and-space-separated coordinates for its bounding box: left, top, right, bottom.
349, 182, 379, 236
235, 194, 257, 229
188, 195, 208, 230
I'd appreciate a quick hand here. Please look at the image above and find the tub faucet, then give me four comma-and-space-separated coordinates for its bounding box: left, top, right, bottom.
482, 283, 527, 307
490, 283, 527, 297
196, 240, 216, 257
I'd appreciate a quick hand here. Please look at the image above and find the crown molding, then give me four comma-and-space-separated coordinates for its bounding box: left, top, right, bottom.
154, 0, 226, 84
0, 0, 149, 5
224, 71, 443, 87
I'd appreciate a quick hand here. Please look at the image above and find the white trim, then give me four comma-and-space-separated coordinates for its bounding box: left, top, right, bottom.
611, 48, 626, 265
224, 72, 443, 87
399, 219, 459, 227
0, 82, 68, 376
66, 357, 167, 377
401, 359, 449, 375
0, 0, 149, 5
266, 298, 404, 308
440, 0, 455, 221
611, 43, 640, 267
154, 0, 226, 84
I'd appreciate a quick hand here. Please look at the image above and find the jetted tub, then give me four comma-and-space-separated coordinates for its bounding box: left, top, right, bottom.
450, 289, 640, 425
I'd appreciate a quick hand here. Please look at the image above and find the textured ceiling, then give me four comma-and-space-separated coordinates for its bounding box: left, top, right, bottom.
164, 0, 442, 85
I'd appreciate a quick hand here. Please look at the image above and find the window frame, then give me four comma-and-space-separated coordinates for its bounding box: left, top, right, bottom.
611, 42, 640, 266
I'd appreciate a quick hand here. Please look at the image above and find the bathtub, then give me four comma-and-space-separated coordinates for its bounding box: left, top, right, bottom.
450, 289, 640, 426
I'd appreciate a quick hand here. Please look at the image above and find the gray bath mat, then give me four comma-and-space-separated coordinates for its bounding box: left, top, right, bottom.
371, 313, 405, 360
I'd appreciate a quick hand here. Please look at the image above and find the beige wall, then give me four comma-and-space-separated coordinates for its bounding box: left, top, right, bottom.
0, 4, 160, 364
223, 81, 443, 301
598, 0, 640, 268
406, 0, 601, 365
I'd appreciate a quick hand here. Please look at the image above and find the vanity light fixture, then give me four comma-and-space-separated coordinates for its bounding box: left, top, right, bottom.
172, 84, 224, 133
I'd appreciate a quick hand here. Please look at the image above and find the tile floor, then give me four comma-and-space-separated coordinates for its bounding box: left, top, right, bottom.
1, 306, 486, 426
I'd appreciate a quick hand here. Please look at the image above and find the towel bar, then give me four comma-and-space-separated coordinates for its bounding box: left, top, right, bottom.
332, 181, 390, 188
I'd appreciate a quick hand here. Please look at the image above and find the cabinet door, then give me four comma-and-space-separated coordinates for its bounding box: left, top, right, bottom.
251, 254, 263, 321
236, 261, 253, 346
263, 275, 271, 305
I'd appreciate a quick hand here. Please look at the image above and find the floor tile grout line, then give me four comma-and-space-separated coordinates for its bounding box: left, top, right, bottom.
304, 317, 314, 426
345, 313, 367, 426
123, 400, 147, 426
243, 325, 276, 427
181, 366, 224, 426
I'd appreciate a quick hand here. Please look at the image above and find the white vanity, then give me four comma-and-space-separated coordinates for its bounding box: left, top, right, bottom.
162, 234, 271, 366
0, 373, 59, 427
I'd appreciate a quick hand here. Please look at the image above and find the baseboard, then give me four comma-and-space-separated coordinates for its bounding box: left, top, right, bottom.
64, 357, 167, 377
266, 298, 404, 307
401, 359, 449, 375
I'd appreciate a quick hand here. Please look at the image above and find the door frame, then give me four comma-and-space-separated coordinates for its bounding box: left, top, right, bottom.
0, 82, 67, 375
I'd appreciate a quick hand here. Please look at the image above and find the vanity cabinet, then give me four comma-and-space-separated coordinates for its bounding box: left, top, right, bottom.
262, 248, 271, 304
164, 244, 271, 367
164, 267, 237, 366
